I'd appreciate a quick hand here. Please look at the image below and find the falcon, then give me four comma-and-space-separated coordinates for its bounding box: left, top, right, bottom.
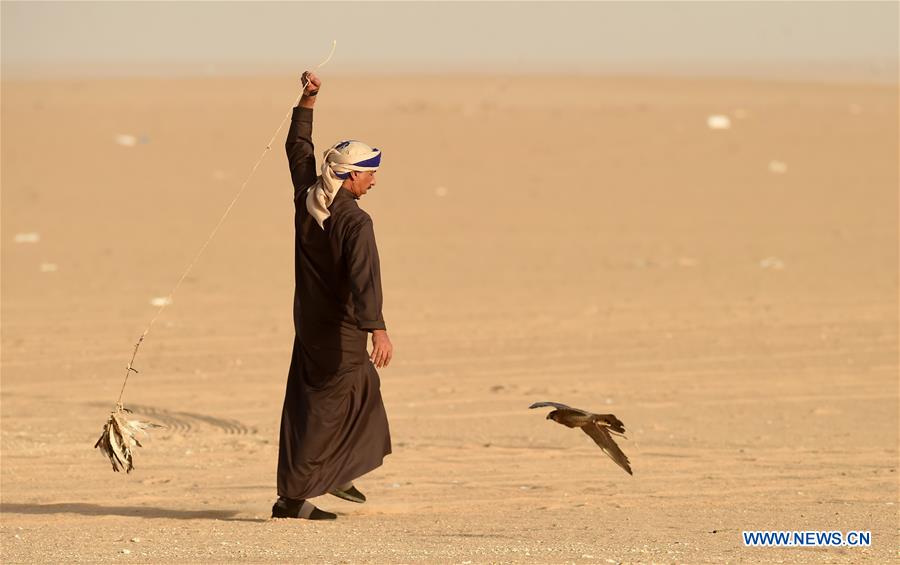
529, 401, 633, 475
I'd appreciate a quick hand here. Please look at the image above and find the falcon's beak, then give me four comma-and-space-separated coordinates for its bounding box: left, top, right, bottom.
546, 413, 554, 421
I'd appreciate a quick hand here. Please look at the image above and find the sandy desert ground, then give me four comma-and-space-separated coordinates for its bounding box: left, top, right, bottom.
1, 74, 898, 563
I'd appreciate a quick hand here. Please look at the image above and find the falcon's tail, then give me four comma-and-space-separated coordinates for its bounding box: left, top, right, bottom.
594, 414, 626, 435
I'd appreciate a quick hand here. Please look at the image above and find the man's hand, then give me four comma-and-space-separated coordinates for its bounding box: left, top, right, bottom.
299, 71, 321, 108
370, 329, 393, 369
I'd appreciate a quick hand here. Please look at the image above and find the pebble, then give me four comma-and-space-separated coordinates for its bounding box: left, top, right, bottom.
115, 134, 138, 147
706, 115, 731, 130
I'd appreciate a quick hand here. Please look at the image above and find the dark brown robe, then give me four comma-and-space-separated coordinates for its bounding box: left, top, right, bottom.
276, 107, 391, 501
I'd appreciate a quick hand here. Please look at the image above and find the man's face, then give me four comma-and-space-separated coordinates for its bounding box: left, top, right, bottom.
349, 170, 377, 198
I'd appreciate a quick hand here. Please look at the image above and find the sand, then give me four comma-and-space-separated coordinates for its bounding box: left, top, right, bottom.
1, 74, 897, 563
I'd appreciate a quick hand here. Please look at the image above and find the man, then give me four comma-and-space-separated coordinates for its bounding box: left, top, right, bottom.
272, 71, 393, 520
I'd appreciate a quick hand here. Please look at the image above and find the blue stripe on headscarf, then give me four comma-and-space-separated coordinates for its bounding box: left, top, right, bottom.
354, 152, 381, 168
333, 150, 381, 179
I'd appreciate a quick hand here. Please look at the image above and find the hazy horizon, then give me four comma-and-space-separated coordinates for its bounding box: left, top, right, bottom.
2, 1, 898, 83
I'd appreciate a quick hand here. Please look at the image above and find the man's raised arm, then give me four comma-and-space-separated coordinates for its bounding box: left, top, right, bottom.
285, 71, 322, 195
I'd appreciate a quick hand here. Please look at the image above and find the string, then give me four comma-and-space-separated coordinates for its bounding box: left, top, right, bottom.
115, 41, 336, 406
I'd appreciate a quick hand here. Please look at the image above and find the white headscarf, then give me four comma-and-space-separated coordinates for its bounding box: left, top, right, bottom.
306, 140, 382, 229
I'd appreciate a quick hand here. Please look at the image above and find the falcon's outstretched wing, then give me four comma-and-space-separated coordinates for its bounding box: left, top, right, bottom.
582, 422, 633, 475
529, 401, 590, 415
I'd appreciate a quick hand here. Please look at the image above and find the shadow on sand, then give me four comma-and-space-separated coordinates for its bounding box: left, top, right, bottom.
0, 502, 266, 522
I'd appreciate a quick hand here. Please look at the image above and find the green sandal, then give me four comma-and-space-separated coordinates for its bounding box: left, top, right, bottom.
329, 484, 366, 504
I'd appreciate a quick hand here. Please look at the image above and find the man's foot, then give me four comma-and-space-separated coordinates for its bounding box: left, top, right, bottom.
329, 483, 366, 504
271, 497, 337, 520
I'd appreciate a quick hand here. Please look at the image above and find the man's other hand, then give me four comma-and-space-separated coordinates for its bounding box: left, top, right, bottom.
370, 330, 393, 369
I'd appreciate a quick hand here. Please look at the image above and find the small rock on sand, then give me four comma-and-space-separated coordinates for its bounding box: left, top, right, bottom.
706, 115, 731, 130
115, 134, 138, 147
